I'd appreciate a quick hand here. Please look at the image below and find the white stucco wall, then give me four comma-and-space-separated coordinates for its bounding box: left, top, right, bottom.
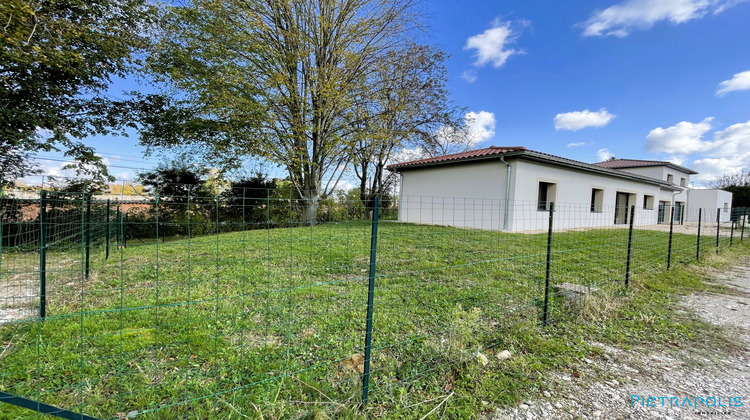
398, 160, 508, 230
686, 189, 733, 222
615, 166, 691, 205
397, 158, 674, 231
509, 160, 663, 231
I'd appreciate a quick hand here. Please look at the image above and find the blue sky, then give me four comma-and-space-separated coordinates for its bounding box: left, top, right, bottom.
29, 0, 750, 187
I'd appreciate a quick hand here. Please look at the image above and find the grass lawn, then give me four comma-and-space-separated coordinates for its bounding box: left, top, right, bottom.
0, 220, 743, 419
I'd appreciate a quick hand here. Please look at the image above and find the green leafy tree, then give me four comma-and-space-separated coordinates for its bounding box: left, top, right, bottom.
350, 44, 462, 214
137, 163, 209, 200
0, 0, 154, 185
144, 0, 421, 223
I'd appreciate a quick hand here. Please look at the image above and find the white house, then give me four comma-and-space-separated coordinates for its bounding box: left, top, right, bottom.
387, 146, 719, 231
684, 189, 733, 223
592, 159, 697, 224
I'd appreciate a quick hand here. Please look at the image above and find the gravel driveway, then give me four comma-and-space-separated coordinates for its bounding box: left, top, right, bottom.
487, 259, 750, 420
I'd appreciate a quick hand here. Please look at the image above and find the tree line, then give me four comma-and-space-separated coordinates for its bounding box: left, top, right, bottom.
2, 0, 474, 223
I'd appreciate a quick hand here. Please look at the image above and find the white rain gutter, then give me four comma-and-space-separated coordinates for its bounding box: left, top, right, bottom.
499, 155, 511, 231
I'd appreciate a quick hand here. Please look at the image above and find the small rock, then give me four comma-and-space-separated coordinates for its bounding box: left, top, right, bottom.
554, 402, 563, 409
519, 404, 529, 410
593, 410, 602, 418
496, 350, 512, 360
475, 352, 489, 366
542, 390, 551, 398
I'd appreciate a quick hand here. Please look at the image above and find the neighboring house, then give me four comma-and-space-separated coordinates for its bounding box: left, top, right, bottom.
684, 189, 733, 222
387, 146, 719, 231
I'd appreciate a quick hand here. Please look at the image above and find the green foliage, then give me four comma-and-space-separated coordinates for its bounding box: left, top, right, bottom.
2, 216, 747, 418
137, 163, 210, 200
0, 0, 155, 184
144, 0, 427, 222
446, 304, 482, 363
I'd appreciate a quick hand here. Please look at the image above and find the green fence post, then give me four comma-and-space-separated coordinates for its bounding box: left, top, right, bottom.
39, 191, 48, 319
742, 209, 747, 242
362, 195, 380, 406
105, 199, 111, 260
696, 208, 702, 261
85, 193, 92, 279
123, 212, 128, 248
625, 205, 635, 288
715, 208, 720, 255
0, 186, 4, 277
667, 206, 675, 269
542, 202, 555, 327
730, 211, 735, 247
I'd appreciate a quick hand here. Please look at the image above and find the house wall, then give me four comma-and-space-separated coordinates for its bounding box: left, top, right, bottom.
509, 160, 663, 231
686, 189, 733, 222
398, 158, 669, 231
398, 160, 508, 230
615, 166, 690, 204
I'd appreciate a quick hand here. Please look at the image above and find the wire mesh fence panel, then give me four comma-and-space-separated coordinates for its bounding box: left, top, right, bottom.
0, 188, 747, 419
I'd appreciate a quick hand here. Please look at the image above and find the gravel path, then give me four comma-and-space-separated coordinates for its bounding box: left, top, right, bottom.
486, 259, 750, 420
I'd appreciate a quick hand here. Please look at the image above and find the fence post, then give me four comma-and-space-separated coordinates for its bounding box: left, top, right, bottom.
361, 195, 380, 406
730, 212, 734, 247
85, 193, 92, 279
39, 191, 48, 319
105, 199, 111, 260
542, 202, 554, 327
696, 208, 702, 261
123, 212, 128, 248
0, 187, 4, 277
715, 208, 720, 255
667, 206, 675, 269
625, 205, 635, 288
742, 209, 747, 241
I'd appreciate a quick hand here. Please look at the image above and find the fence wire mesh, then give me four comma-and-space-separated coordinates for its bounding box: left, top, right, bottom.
0, 188, 748, 419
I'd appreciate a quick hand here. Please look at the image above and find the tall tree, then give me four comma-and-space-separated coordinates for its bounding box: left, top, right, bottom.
350, 44, 462, 212
0, 0, 154, 186
145, 0, 420, 223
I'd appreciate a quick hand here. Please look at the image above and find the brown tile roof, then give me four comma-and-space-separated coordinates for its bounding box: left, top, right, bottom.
387, 146, 682, 190
387, 146, 527, 169
593, 159, 698, 174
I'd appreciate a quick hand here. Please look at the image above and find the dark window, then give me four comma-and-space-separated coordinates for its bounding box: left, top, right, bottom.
590, 188, 603, 213
538, 182, 555, 211
643, 195, 654, 210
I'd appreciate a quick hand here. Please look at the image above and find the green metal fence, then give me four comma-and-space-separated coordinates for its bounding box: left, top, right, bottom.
0, 188, 747, 419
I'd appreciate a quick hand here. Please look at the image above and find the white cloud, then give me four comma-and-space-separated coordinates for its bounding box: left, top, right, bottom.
464, 19, 527, 68
391, 147, 427, 164
645, 118, 750, 184
335, 180, 356, 192
463, 111, 496, 145
597, 148, 615, 161
579, 0, 747, 37
567, 142, 586, 148
554, 108, 615, 131
645, 117, 714, 154
460, 70, 478, 83
392, 111, 496, 162
716, 70, 750, 96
